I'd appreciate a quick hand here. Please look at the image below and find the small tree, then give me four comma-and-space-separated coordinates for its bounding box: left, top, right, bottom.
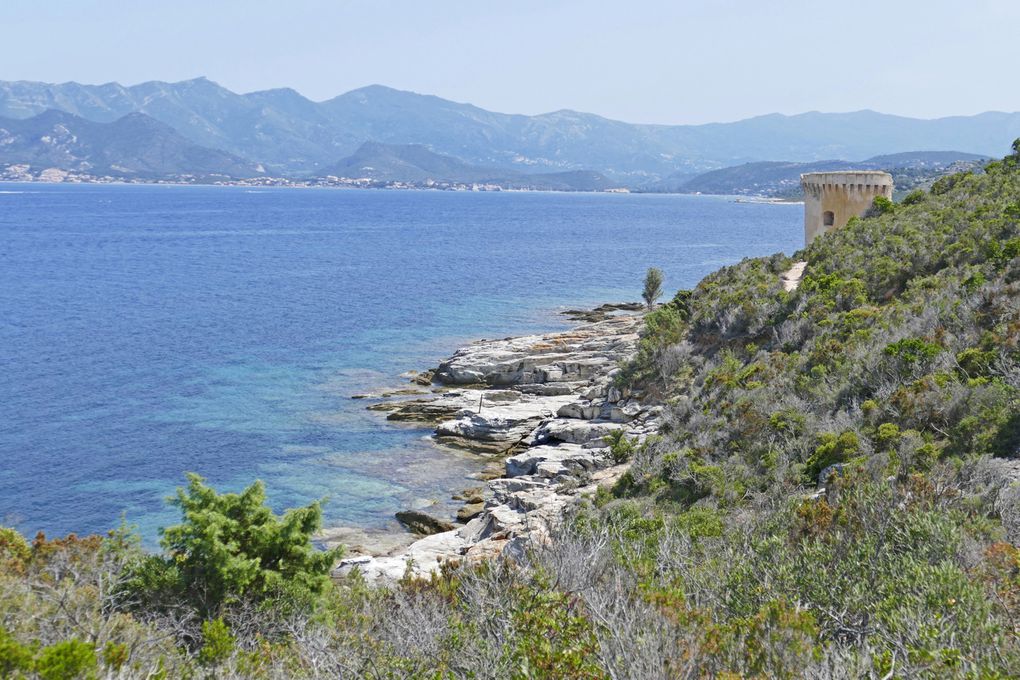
865, 195, 894, 217
642, 267, 664, 309
157, 474, 342, 615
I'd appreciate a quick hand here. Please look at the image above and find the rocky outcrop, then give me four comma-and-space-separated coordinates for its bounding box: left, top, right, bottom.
433, 314, 641, 386
395, 509, 456, 536
560, 302, 645, 323
332, 306, 658, 581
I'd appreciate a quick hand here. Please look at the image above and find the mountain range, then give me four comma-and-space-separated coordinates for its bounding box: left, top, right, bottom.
326, 142, 612, 190
0, 109, 260, 179
1, 77, 1019, 186
664, 151, 989, 197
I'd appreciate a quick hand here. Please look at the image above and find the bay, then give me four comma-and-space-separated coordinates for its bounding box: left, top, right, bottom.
0, 184, 801, 541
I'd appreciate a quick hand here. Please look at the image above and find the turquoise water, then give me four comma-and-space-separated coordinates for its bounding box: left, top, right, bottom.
0, 184, 801, 541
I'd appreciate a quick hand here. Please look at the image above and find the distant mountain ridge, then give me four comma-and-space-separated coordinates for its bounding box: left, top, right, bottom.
2, 78, 1019, 182
328, 142, 613, 190
666, 151, 989, 197
0, 109, 261, 178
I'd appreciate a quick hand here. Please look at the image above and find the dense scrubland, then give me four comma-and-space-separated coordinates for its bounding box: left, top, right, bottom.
2, 142, 1020, 679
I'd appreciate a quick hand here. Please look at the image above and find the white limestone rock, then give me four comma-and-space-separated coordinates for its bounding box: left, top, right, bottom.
434, 393, 574, 443
433, 315, 642, 387
504, 443, 604, 478
532, 418, 627, 446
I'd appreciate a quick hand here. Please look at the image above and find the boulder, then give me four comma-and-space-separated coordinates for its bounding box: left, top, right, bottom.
532, 418, 626, 446
487, 477, 552, 503
505, 444, 602, 478
556, 400, 603, 420
395, 509, 455, 536
456, 502, 485, 523
452, 487, 485, 503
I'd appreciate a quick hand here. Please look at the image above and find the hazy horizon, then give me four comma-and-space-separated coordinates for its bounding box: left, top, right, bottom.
4, 0, 1019, 125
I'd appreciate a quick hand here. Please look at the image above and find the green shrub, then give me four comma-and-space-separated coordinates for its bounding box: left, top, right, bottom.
867, 195, 895, 216
510, 584, 605, 679
605, 429, 636, 464
875, 422, 901, 449
806, 431, 860, 481
900, 189, 926, 206
0, 628, 35, 677
668, 288, 693, 319
35, 639, 97, 680
198, 618, 235, 666
956, 347, 997, 378
987, 236, 1020, 266
153, 474, 343, 615
884, 337, 942, 365
0, 526, 31, 572
931, 171, 972, 195
673, 506, 725, 539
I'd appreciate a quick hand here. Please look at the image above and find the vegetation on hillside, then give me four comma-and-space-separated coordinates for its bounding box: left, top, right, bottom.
1, 141, 1019, 678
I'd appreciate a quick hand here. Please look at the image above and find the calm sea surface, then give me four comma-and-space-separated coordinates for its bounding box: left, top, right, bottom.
0, 184, 801, 541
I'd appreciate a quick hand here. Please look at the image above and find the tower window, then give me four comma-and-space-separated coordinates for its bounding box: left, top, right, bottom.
823, 211, 835, 227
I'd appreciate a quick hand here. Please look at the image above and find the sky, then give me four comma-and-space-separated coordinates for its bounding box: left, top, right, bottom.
3, 0, 1019, 125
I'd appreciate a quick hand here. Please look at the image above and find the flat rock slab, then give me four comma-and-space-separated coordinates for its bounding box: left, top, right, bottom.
334, 528, 473, 581
505, 443, 605, 478
531, 418, 627, 446
434, 314, 641, 386
434, 393, 575, 443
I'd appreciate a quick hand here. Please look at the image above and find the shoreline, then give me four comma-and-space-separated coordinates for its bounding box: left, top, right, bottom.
0, 176, 801, 201
324, 302, 659, 580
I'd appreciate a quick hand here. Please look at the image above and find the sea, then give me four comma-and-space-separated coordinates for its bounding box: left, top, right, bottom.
0, 184, 801, 543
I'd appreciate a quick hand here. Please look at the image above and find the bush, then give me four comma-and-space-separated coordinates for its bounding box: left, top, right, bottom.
806, 431, 860, 482
35, 639, 98, 680
197, 618, 235, 666
151, 474, 343, 615
866, 195, 895, 217
900, 189, 926, 206
0, 627, 35, 677
884, 337, 942, 365
0, 526, 31, 572
605, 429, 636, 464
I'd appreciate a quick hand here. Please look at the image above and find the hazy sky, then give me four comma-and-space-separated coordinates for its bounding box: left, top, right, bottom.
4, 0, 1018, 124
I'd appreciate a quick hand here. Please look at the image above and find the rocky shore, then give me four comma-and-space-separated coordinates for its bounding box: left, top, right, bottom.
329, 304, 660, 581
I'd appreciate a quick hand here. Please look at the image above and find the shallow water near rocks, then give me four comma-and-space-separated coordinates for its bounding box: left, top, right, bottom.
0, 184, 800, 543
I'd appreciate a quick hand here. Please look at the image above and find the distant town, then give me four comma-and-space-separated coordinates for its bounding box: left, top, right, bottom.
0, 163, 633, 193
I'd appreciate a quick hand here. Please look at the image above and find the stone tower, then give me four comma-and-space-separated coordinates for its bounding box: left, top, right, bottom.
800, 171, 893, 245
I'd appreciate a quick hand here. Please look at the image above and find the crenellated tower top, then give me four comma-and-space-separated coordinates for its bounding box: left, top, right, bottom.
800, 171, 893, 245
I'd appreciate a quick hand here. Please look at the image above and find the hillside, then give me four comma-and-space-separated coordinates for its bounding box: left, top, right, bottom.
2, 78, 1019, 180
0, 109, 262, 179
666, 150, 988, 197
1, 142, 1017, 677
327, 141, 613, 190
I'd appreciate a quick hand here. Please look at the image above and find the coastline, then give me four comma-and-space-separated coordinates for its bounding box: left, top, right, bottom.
0, 176, 795, 200
324, 302, 659, 580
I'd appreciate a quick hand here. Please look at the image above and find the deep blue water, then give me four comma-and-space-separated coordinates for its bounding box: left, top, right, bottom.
0, 184, 801, 542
